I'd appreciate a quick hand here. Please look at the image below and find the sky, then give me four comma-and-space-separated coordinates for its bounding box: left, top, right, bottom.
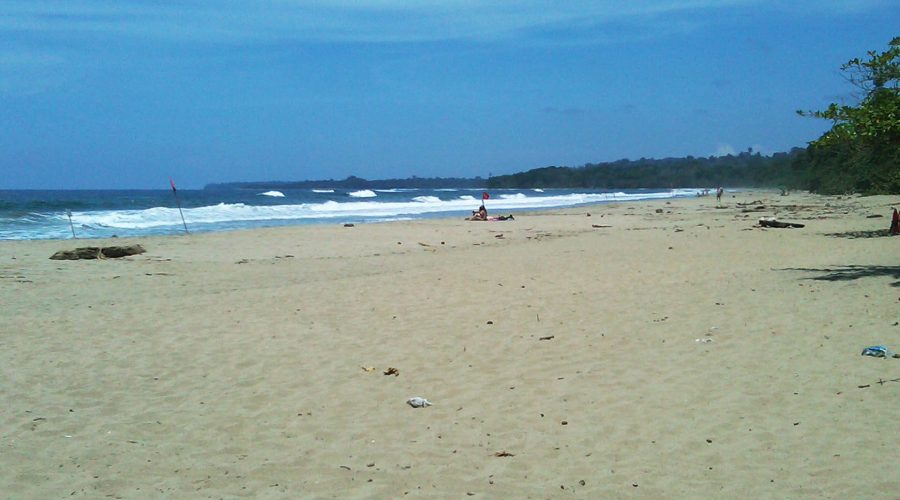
1, 1, 898, 189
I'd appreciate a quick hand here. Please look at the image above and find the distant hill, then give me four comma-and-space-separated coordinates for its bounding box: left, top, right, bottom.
206, 148, 810, 191
487, 149, 807, 189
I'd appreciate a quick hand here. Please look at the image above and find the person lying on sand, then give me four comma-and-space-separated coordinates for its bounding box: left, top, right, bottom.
466, 211, 514, 222
466, 204, 515, 221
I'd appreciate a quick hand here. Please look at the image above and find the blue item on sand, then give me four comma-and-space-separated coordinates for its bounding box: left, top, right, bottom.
861, 345, 890, 358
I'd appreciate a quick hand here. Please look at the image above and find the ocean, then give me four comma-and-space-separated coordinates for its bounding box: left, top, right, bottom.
0, 187, 703, 240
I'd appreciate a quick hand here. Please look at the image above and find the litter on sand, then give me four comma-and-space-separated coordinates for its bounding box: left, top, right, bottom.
407, 397, 432, 408
861, 345, 892, 358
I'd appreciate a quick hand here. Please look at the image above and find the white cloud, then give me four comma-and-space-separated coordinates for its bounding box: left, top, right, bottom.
713, 143, 737, 157
4, 0, 888, 47
0, 0, 789, 45
0, 0, 887, 96
711, 143, 774, 157
765, 0, 890, 15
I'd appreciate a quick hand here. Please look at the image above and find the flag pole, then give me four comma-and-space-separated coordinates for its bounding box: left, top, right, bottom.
170, 178, 189, 234
66, 209, 76, 238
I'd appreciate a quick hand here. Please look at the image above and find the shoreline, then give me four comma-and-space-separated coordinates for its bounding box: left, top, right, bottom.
0, 186, 702, 241
2, 190, 898, 497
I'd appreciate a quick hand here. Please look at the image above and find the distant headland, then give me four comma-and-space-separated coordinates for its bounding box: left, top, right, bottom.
205, 148, 807, 191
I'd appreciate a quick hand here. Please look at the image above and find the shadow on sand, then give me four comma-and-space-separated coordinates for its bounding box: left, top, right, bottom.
824, 229, 894, 239
781, 265, 900, 287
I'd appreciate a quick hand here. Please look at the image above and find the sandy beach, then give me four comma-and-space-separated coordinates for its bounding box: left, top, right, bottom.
1, 190, 898, 498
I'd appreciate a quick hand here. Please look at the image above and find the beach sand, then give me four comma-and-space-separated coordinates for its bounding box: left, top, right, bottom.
1, 191, 898, 498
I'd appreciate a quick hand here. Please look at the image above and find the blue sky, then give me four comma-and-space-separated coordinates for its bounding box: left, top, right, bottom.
1, 1, 897, 189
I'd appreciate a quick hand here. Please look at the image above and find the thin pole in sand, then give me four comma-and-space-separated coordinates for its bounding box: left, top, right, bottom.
170, 178, 189, 234
482, 191, 490, 211
66, 209, 76, 238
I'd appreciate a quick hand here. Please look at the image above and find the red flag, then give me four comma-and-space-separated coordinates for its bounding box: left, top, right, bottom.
170, 178, 177, 193
482, 192, 490, 200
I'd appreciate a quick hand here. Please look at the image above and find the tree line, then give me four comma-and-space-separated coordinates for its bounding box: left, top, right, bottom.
487, 149, 805, 190
795, 37, 899, 194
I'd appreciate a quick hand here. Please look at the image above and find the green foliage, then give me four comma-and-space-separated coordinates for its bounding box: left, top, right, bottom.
797, 37, 900, 194
487, 150, 806, 190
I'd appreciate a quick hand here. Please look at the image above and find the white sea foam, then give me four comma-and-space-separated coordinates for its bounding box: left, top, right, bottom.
259, 191, 285, 197
1, 188, 706, 240
348, 190, 377, 198
64, 189, 701, 231
312, 189, 334, 193
533, 188, 544, 192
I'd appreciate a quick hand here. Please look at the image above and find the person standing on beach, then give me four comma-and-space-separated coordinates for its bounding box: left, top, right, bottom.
716, 187, 724, 205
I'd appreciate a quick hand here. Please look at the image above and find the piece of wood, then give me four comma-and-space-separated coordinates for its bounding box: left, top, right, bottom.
50, 245, 146, 260
758, 218, 805, 229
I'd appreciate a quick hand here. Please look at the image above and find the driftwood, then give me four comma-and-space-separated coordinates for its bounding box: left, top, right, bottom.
50, 245, 146, 260
758, 218, 805, 229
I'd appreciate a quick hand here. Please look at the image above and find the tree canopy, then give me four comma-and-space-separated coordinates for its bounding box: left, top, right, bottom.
487, 150, 804, 190
797, 37, 900, 194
